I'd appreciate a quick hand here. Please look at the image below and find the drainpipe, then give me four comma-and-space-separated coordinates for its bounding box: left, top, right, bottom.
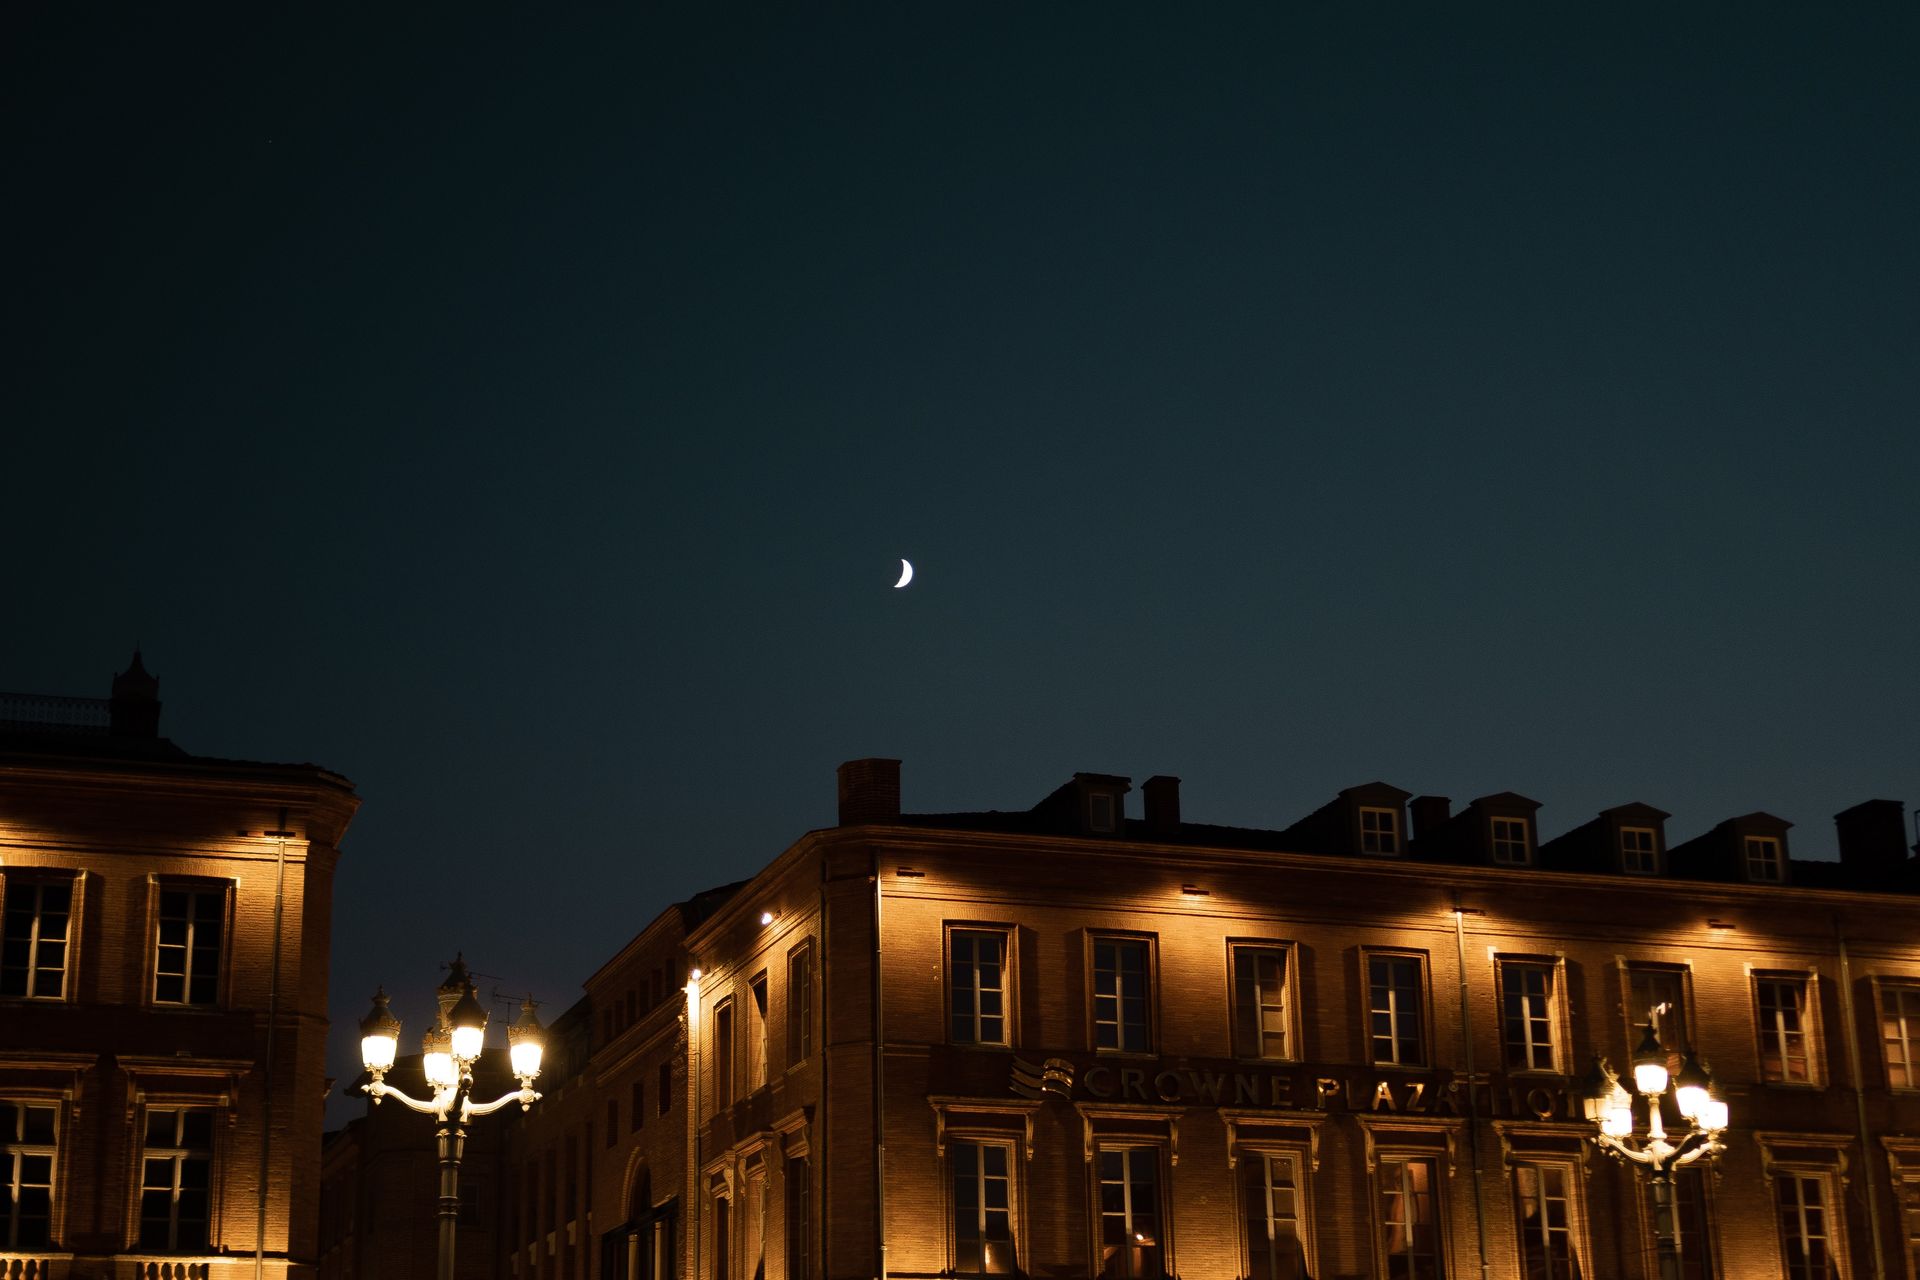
1837, 927, 1888, 1280
1452, 905, 1491, 1280
872, 860, 887, 1280
257, 808, 291, 1280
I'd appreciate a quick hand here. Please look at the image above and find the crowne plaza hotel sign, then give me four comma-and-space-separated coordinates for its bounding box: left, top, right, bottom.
1011, 1054, 1580, 1122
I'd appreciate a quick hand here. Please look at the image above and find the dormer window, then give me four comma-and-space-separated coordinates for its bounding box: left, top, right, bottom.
1620, 827, 1658, 876
1359, 807, 1401, 855
1491, 817, 1531, 866
1087, 792, 1117, 834
1745, 837, 1784, 883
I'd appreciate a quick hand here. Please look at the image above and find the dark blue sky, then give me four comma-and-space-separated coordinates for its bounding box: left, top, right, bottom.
6, 8, 1917, 1115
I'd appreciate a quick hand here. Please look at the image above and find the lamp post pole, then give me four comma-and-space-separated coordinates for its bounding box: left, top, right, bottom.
1580, 1017, 1729, 1280
357, 959, 547, 1280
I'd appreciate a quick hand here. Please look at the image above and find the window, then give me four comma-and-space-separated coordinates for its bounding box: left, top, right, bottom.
743, 1161, 767, 1280
1746, 836, 1785, 883
1378, 1155, 1442, 1280
140, 1107, 213, 1251
1089, 793, 1117, 833
785, 1157, 811, 1280
1884, 983, 1920, 1088
1368, 954, 1426, 1067
606, 1099, 619, 1146
1240, 1151, 1309, 1280
1756, 975, 1815, 1083
1360, 807, 1401, 855
459, 1182, 482, 1227
1096, 1146, 1163, 1279
154, 884, 224, 1006
713, 999, 735, 1110
0, 1102, 55, 1249
1775, 1173, 1839, 1280
1620, 827, 1659, 875
951, 929, 1010, 1046
1231, 944, 1293, 1060
788, 943, 814, 1065
1491, 817, 1531, 865
630, 1080, 645, 1132
1657, 1166, 1717, 1280
1514, 1162, 1579, 1279
952, 1141, 1016, 1276
1628, 966, 1690, 1057
712, 1190, 730, 1280
1, 876, 73, 1000
747, 974, 769, 1092
1092, 937, 1152, 1053
1501, 961, 1557, 1072
1900, 1175, 1920, 1280
658, 1061, 672, 1115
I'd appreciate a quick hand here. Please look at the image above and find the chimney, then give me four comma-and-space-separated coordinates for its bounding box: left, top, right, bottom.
1142, 775, 1181, 836
1834, 800, 1910, 880
1410, 795, 1451, 844
837, 759, 902, 826
109, 650, 162, 738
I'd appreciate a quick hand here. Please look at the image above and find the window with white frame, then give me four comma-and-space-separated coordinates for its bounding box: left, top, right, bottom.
1501, 960, 1558, 1072
1230, 944, 1292, 1061
1628, 966, 1691, 1057
1491, 817, 1531, 865
747, 973, 768, 1092
1240, 1150, 1310, 1280
1774, 1172, 1840, 1280
712, 998, 735, 1110
950, 1140, 1017, 1276
1746, 836, 1785, 883
153, 884, 224, 1006
951, 929, 1010, 1046
1514, 1161, 1581, 1280
1620, 826, 1659, 875
1, 876, 74, 1000
1377, 1154, 1443, 1280
1367, 953, 1426, 1067
787, 942, 814, 1066
1360, 807, 1401, 855
1092, 936, 1152, 1053
0, 1102, 56, 1250
1899, 1175, 1920, 1280
1756, 975, 1815, 1083
140, 1107, 213, 1251
1883, 983, 1920, 1089
1095, 1145, 1163, 1280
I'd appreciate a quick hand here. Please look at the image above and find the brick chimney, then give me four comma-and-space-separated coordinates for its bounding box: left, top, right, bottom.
1142, 775, 1181, 836
1410, 795, 1451, 844
837, 758, 902, 826
1834, 799, 1911, 881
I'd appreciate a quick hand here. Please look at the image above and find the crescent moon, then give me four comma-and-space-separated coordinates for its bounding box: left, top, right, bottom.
892, 558, 914, 589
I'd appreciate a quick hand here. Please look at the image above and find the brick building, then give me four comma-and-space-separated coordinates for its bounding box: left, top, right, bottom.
0, 656, 359, 1279
333, 758, 1920, 1280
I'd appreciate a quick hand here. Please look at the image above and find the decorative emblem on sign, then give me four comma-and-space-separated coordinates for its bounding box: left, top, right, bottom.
1010, 1056, 1075, 1100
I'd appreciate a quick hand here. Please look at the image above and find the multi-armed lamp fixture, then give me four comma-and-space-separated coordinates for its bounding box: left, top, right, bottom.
358, 956, 545, 1280
1581, 1012, 1730, 1280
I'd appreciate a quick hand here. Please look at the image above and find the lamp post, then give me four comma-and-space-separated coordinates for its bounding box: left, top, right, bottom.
1580, 1019, 1729, 1280
358, 957, 546, 1280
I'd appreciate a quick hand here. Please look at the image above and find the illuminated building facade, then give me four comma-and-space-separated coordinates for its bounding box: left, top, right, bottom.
675, 761, 1920, 1280
0, 656, 359, 1280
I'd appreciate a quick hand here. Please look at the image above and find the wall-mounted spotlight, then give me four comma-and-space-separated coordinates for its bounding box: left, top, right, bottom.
895, 867, 926, 878
1181, 884, 1209, 897
1707, 919, 1736, 931
760, 910, 778, 926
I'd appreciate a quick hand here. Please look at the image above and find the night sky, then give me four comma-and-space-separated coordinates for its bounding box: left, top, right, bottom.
6, 8, 1917, 1120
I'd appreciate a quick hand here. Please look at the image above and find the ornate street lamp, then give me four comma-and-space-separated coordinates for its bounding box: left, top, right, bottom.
358, 958, 545, 1280
1580, 1018, 1729, 1280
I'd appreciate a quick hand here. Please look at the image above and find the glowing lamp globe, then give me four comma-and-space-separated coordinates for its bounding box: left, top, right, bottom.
449, 983, 490, 1063
1602, 1079, 1634, 1137
1674, 1051, 1712, 1120
422, 1025, 456, 1090
508, 996, 546, 1080
1630, 1023, 1669, 1097
358, 988, 400, 1073
1699, 1097, 1729, 1133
